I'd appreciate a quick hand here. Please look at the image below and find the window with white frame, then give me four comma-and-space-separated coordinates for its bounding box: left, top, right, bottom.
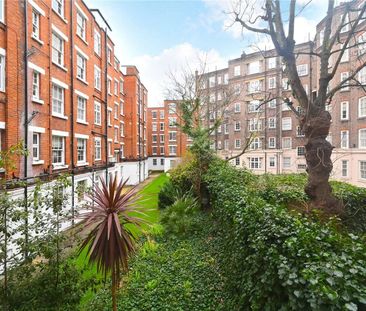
168, 103, 176, 114
152, 134, 157, 143
224, 124, 229, 134
32, 71, 40, 100
33, 133, 40, 161
52, 84, 64, 116
120, 123, 124, 137
282, 137, 292, 149
268, 117, 276, 129
0, 0, 4, 23
359, 67, 366, 85
296, 125, 305, 137
248, 61, 261, 74
235, 139, 241, 149
169, 131, 177, 141
249, 118, 262, 131
268, 137, 276, 148
32, 10, 40, 39
282, 78, 290, 90
358, 32, 366, 56
107, 110, 111, 126
247, 80, 263, 93
152, 147, 157, 156
77, 138, 87, 163
160, 122, 164, 131
114, 127, 118, 142
169, 145, 177, 155
114, 80, 118, 95
107, 78, 112, 94
235, 157, 240, 166
268, 99, 276, 109
224, 73, 229, 84
341, 160, 348, 177
268, 76, 276, 89
234, 102, 241, 113
94, 66, 101, 90
341, 44, 349, 62
209, 76, 215, 87
282, 117, 292, 130
250, 137, 261, 150
160, 110, 164, 119
340, 72, 349, 91
52, 0, 64, 17
152, 122, 157, 131
94, 101, 101, 125
234, 65, 240, 76
359, 129, 366, 148
160, 146, 165, 154
224, 139, 229, 150
76, 53, 86, 81
248, 100, 262, 113
269, 156, 276, 167
114, 103, 118, 119
52, 33, 64, 66
77, 96, 86, 123
268, 57, 276, 69
52, 135, 65, 165
235, 121, 241, 131
94, 29, 101, 55
297, 64, 308, 76
341, 130, 349, 148
297, 146, 305, 156
340, 101, 349, 120
359, 97, 366, 117
94, 138, 101, 160
340, 13, 349, 33
107, 47, 112, 64
0, 53, 4, 91
168, 117, 177, 127
152, 111, 157, 119
249, 157, 262, 169
160, 134, 164, 143
76, 10, 86, 40
360, 161, 366, 179
283, 157, 291, 168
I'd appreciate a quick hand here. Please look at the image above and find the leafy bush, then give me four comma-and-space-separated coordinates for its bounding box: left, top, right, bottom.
161, 191, 199, 236
158, 180, 178, 209
205, 160, 366, 311
1, 257, 88, 311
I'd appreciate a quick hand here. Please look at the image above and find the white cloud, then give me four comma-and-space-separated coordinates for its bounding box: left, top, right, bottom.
130, 43, 227, 107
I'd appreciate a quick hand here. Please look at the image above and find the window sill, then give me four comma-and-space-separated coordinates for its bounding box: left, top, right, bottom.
32, 160, 45, 165
77, 77, 89, 85
52, 9, 68, 24
32, 98, 44, 105
76, 33, 88, 46
53, 164, 68, 170
94, 123, 102, 127
52, 61, 68, 72
31, 35, 44, 45
76, 162, 89, 167
77, 120, 89, 125
52, 113, 68, 120
114, 140, 119, 143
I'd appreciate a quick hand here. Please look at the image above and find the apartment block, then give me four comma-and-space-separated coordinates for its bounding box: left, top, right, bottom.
147, 100, 190, 171
0, 0, 148, 199
199, 0, 366, 187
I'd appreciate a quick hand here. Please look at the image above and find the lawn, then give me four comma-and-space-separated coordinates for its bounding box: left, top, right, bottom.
75, 173, 168, 307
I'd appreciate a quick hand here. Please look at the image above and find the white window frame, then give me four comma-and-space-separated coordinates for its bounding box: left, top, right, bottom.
283, 157, 291, 168
340, 101, 349, 120
341, 160, 348, 177
235, 139, 241, 149
77, 96, 87, 123
0, 51, 5, 92
359, 129, 366, 149
297, 64, 308, 76
52, 135, 65, 166
94, 66, 101, 90
77, 138, 87, 164
341, 130, 349, 149
33, 133, 40, 161
76, 10, 87, 41
94, 29, 101, 56
268, 117, 276, 129
234, 65, 240, 76
94, 101, 101, 125
340, 72, 349, 91
360, 161, 366, 180
76, 53, 87, 82
32, 10, 41, 40
268, 137, 276, 148
359, 96, 366, 118
282, 137, 292, 149
32, 71, 41, 101
52, 0, 64, 18
94, 137, 101, 161
282, 117, 292, 131
51, 83, 65, 118
268, 76, 276, 89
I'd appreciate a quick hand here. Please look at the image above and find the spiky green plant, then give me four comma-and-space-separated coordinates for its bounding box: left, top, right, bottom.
79, 176, 147, 311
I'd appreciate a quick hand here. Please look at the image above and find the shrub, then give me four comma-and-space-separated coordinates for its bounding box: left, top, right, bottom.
161, 191, 199, 236
157, 180, 177, 209
205, 160, 366, 311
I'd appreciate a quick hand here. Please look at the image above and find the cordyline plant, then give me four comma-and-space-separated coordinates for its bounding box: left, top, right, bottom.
79, 176, 147, 311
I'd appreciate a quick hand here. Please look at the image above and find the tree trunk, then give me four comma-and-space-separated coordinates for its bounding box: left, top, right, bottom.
302, 109, 342, 214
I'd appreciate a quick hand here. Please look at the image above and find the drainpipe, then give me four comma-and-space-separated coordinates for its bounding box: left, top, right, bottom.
70, 0, 75, 225
23, 0, 29, 259
104, 27, 109, 183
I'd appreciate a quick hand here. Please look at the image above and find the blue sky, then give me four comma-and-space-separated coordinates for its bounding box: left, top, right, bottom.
85, 0, 328, 106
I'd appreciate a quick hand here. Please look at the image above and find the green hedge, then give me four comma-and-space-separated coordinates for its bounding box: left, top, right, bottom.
204, 160, 366, 310
257, 174, 366, 233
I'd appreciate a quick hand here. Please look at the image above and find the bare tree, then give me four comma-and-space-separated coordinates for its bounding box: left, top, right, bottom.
231, 0, 366, 214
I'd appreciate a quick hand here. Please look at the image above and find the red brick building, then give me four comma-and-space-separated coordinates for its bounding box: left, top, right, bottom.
0, 0, 148, 204
147, 100, 190, 171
